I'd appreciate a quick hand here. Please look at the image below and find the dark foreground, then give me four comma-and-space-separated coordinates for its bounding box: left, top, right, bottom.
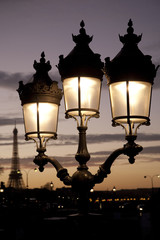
0, 188, 159, 240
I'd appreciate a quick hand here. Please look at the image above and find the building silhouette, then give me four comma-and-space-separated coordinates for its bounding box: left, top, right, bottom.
7, 126, 25, 188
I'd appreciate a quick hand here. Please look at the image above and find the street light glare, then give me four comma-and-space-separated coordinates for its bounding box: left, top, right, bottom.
110, 81, 151, 124
23, 102, 59, 139
63, 77, 101, 117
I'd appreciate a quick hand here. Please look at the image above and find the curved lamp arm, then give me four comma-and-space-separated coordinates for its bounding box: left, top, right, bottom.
94, 147, 125, 184
33, 151, 72, 186
94, 137, 143, 185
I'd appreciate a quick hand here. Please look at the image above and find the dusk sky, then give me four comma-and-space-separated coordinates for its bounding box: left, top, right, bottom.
0, 0, 160, 190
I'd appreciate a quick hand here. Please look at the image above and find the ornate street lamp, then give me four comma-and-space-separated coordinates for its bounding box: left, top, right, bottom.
18, 21, 158, 214
17, 52, 62, 166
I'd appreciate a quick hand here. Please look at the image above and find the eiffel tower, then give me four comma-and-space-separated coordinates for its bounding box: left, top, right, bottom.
7, 126, 25, 189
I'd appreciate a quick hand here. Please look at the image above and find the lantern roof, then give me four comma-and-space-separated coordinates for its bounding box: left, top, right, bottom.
17, 52, 62, 105
57, 21, 104, 80
104, 19, 158, 84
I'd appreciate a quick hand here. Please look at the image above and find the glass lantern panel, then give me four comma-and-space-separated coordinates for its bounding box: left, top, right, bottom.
63, 77, 79, 115
63, 77, 101, 116
129, 81, 151, 122
109, 81, 152, 124
80, 77, 101, 115
39, 103, 58, 135
23, 103, 37, 137
109, 82, 127, 120
23, 102, 58, 138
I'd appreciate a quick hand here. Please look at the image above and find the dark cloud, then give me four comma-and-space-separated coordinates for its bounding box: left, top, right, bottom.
0, 70, 61, 90
0, 157, 36, 170
90, 145, 160, 157
0, 132, 27, 146
138, 133, 160, 142
0, 117, 23, 126
0, 141, 30, 146
0, 156, 78, 170
142, 145, 160, 154
0, 67, 159, 92
0, 71, 32, 90
87, 133, 124, 143
87, 133, 160, 143
1, 132, 160, 147
90, 150, 111, 156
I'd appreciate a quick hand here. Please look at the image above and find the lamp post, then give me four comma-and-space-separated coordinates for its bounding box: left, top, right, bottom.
17, 168, 37, 188
18, 20, 158, 215
144, 175, 160, 195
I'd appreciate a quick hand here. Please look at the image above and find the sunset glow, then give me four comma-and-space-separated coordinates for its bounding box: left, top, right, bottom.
0, 0, 160, 191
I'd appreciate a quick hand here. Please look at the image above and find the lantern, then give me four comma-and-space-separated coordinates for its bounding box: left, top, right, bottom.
104, 20, 158, 136
57, 21, 103, 123
17, 52, 62, 146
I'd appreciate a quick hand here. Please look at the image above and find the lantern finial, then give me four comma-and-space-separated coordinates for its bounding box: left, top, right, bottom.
127, 19, 134, 34
33, 51, 52, 75
72, 21, 93, 45
80, 20, 85, 28
119, 19, 142, 45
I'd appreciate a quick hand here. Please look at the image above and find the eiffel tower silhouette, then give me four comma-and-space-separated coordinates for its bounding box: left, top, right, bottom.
7, 125, 25, 189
